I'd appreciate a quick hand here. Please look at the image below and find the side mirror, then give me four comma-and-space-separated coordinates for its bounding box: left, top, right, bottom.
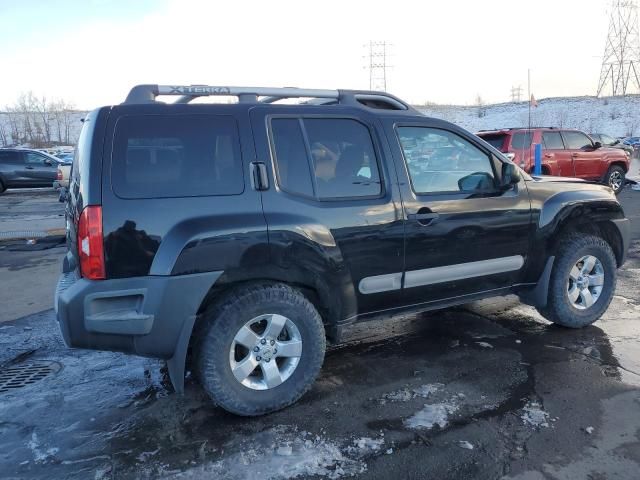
501, 162, 521, 188
593, 141, 602, 149
44, 158, 52, 166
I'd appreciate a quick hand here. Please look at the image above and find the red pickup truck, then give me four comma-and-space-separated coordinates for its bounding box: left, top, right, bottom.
477, 127, 630, 194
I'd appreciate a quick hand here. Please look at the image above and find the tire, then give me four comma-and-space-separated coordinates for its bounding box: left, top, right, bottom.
195, 282, 326, 416
604, 165, 625, 194
537, 234, 616, 328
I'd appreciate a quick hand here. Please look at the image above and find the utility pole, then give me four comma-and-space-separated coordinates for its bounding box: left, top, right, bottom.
367, 41, 391, 91
597, 0, 640, 96
510, 85, 522, 102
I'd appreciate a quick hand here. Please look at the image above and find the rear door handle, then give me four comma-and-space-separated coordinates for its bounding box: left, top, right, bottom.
25, 166, 34, 170
250, 162, 269, 191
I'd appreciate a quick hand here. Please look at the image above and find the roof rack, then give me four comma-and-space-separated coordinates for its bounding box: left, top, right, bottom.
123, 84, 417, 112
477, 127, 558, 132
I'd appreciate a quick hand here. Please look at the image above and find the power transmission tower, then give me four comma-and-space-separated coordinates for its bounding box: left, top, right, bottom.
597, 0, 640, 96
367, 41, 391, 91
510, 85, 523, 102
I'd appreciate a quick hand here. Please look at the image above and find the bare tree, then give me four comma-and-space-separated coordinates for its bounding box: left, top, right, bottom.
0, 120, 7, 146
2, 93, 79, 147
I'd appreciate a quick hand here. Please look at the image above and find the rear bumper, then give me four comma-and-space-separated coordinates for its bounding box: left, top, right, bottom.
55, 269, 222, 359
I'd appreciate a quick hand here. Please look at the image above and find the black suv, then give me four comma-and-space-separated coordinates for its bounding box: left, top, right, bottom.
56, 85, 630, 416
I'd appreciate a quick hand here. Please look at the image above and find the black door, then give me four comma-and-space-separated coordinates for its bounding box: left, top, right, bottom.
250, 106, 405, 321
384, 120, 532, 306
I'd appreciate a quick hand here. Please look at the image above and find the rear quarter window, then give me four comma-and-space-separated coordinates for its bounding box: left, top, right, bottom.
111, 114, 244, 199
478, 134, 507, 151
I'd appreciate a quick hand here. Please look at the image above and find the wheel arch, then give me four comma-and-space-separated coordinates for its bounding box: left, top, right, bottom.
608, 160, 629, 173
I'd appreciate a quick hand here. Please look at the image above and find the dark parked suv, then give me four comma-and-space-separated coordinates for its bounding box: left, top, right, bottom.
56, 85, 630, 416
0, 148, 63, 193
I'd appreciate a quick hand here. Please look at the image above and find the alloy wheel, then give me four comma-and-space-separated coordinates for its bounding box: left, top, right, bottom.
228, 314, 303, 390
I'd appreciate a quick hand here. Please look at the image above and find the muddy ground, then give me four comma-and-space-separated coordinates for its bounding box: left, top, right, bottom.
0, 188, 639, 480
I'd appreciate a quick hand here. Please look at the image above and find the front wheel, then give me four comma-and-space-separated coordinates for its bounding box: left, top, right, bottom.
195, 283, 326, 416
604, 165, 625, 194
537, 234, 617, 328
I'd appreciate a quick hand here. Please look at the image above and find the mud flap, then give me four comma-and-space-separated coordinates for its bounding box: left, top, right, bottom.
518, 256, 555, 308
166, 314, 197, 394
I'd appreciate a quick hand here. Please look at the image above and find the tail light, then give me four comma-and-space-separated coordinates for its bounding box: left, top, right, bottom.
56, 169, 63, 181
77, 206, 105, 280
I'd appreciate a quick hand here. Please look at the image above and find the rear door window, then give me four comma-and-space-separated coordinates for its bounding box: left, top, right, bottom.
542, 131, 565, 149
270, 117, 382, 200
562, 131, 593, 150
25, 152, 48, 165
111, 114, 244, 199
509, 132, 532, 150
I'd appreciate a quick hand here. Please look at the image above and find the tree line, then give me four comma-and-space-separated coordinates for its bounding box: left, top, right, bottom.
0, 92, 81, 148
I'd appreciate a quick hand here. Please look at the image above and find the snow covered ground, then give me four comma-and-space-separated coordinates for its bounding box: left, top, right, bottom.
416, 95, 640, 137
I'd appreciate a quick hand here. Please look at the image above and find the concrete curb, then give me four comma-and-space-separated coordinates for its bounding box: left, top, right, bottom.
0, 228, 66, 241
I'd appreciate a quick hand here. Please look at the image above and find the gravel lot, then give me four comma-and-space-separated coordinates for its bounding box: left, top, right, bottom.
0, 187, 639, 480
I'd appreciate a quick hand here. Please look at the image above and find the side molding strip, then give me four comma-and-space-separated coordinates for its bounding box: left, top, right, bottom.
404, 255, 524, 289
358, 272, 403, 294
358, 255, 524, 294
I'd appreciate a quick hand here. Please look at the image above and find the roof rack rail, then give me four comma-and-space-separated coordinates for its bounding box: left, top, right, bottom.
123, 84, 417, 112
477, 127, 558, 132
478, 126, 560, 133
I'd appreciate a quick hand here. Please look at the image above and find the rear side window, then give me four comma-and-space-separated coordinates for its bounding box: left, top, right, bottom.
562, 131, 593, 150
510, 132, 532, 150
0, 151, 21, 164
477, 134, 507, 151
542, 131, 565, 149
112, 114, 243, 199
270, 117, 382, 200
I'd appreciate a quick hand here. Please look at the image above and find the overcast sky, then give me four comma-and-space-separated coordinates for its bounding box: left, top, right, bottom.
0, 0, 615, 109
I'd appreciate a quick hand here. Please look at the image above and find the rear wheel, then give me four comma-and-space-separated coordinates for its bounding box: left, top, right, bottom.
537, 234, 616, 328
604, 165, 625, 194
195, 283, 326, 416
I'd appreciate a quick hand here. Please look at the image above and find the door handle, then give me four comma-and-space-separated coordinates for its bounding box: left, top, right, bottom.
250, 162, 269, 191
571, 153, 579, 158
25, 166, 34, 170
407, 211, 439, 226
544, 153, 553, 159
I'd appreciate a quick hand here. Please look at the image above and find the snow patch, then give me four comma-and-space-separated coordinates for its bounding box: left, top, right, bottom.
458, 441, 474, 450
351, 437, 384, 452
27, 432, 59, 464
404, 402, 459, 430
476, 342, 494, 349
166, 426, 368, 479
521, 402, 550, 428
